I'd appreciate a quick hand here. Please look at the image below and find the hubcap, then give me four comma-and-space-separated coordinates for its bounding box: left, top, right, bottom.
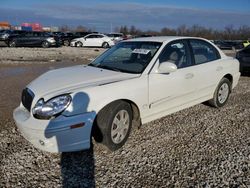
111, 110, 130, 144
218, 83, 229, 104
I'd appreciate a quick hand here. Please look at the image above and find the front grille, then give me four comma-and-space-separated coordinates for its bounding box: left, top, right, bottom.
21, 88, 34, 111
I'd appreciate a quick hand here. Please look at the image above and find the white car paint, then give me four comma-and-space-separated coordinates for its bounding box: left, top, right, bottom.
70, 33, 114, 47
13, 36, 240, 152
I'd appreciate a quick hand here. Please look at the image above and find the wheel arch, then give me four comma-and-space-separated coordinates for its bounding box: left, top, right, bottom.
102, 99, 140, 122
91, 98, 141, 143
223, 73, 233, 90
94, 99, 141, 127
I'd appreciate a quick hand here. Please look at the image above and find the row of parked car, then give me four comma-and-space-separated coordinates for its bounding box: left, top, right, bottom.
0, 30, 125, 48
213, 40, 249, 50
0, 29, 249, 73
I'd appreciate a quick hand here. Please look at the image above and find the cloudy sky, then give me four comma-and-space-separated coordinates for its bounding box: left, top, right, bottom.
1, 0, 250, 32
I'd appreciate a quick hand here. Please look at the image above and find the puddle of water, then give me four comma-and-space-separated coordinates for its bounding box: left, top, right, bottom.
0, 61, 85, 79
0, 67, 27, 78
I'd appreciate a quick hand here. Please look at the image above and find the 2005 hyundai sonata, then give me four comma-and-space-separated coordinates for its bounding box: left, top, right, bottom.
13, 36, 240, 152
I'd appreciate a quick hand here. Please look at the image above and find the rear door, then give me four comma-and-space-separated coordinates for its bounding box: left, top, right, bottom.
188, 39, 223, 98
29, 32, 42, 46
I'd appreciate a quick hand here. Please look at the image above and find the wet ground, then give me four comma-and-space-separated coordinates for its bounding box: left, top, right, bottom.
0, 61, 84, 122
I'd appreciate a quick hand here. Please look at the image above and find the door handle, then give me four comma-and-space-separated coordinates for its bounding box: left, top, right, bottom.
185, 73, 194, 79
216, 66, 223, 71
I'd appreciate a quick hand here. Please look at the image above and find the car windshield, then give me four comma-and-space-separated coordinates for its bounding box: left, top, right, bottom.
89, 41, 162, 74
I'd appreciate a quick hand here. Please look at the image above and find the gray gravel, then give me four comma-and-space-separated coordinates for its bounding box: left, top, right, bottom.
0, 47, 249, 187
0, 46, 104, 64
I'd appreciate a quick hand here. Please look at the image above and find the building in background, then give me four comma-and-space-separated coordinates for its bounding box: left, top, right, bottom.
21, 23, 43, 31
0, 22, 11, 30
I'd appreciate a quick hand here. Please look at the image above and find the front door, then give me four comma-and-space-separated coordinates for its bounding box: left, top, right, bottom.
148, 40, 197, 117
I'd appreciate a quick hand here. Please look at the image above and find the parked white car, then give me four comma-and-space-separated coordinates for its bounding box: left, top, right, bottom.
107, 33, 125, 43
13, 36, 240, 152
70, 33, 114, 48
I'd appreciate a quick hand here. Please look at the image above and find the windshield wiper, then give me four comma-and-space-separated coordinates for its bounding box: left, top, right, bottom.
95, 65, 121, 72
88, 64, 96, 67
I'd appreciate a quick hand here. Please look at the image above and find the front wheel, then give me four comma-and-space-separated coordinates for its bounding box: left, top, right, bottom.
93, 101, 132, 151
208, 78, 231, 108
42, 41, 49, 48
76, 41, 83, 47
9, 40, 16, 47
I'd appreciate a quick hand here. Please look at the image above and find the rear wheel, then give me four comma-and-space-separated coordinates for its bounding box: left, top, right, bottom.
93, 101, 132, 151
102, 42, 109, 48
208, 78, 231, 108
42, 41, 49, 48
9, 40, 16, 47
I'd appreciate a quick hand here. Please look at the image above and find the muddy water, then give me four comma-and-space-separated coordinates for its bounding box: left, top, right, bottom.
0, 61, 85, 120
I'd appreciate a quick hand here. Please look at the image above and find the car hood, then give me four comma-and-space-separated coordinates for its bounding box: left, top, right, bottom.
27, 65, 139, 97
72, 37, 83, 41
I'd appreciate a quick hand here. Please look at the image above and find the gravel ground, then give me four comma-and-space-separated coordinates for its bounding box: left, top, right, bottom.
0, 46, 105, 64
0, 47, 249, 187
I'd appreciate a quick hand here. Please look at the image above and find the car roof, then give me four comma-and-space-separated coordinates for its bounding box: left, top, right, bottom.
127, 36, 204, 43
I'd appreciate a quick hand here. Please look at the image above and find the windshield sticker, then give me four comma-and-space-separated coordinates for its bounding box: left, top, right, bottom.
132, 49, 151, 55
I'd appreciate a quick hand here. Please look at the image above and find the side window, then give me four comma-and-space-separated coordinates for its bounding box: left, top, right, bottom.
85, 35, 93, 39
158, 40, 191, 69
190, 39, 220, 65
25, 32, 33, 37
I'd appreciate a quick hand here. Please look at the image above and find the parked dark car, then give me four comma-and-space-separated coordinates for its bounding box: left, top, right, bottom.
8, 31, 61, 48
236, 45, 250, 73
0, 30, 26, 43
213, 40, 232, 50
51, 32, 91, 46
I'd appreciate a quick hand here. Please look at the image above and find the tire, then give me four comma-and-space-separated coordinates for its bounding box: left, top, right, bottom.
102, 42, 109, 48
42, 41, 49, 48
93, 101, 132, 151
76, 41, 83, 47
63, 40, 70, 46
208, 78, 231, 108
9, 40, 16, 47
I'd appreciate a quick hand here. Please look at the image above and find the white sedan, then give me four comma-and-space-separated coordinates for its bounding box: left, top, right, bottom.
70, 33, 114, 48
13, 36, 240, 152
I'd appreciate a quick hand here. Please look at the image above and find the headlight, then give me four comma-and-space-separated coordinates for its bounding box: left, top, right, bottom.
46, 37, 56, 43
32, 95, 71, 119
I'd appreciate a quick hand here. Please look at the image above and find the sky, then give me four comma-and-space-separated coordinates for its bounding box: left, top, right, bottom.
1, 0, 250, 32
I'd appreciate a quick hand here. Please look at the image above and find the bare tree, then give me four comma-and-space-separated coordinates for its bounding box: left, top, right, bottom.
75, 25, 87, 32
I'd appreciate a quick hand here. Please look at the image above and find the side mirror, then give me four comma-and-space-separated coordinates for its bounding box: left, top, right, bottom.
157, 62, 177, 74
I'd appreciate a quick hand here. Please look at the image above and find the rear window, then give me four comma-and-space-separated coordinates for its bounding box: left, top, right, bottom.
189, 39, 220, 65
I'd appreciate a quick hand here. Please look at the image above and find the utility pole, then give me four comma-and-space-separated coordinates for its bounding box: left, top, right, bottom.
110, 23, 113, 33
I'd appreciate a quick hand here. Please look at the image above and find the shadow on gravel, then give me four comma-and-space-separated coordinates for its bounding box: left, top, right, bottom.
61, 146, 95, 188
44, 92, 96, 187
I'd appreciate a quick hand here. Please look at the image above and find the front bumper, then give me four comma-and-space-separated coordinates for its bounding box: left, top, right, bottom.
13, 106, 95, 153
